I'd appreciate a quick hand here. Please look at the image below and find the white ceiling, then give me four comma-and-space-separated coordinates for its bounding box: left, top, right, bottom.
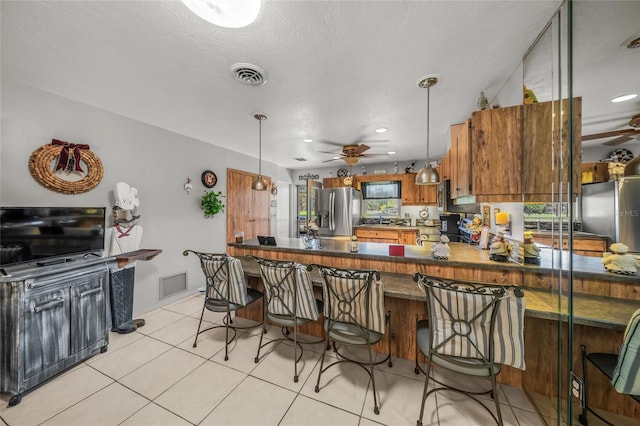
2, 1, 638, 170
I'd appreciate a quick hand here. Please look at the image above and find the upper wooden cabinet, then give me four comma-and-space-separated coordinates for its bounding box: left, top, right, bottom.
401, 173, 437, 205
449, 120, 472, 199
523, 97, 582, 201
471, 106, 522, 202
322, 177, 348, 188
439, 149, 451, 181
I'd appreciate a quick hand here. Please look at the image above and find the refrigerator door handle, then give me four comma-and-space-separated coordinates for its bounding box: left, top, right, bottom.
330, 191, 335, 231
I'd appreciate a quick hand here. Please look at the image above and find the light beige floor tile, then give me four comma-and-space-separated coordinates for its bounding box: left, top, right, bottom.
119, 347, 205, 400
90, 335, 172, 379
513, 407, 547, 426
41, 382, 148, 426
376, 355, 425, 382
300, 358, 369, 416
426, 363, 508, 403
163, 294, 204, 316
149, 315, 202, 346
0, 365, 113, 426
85, 330, 143, 364
502, 383, 537, 411
120, 402, 192, 426
251, 339, 321, 391
175, 322, 229, 358
154, 360, 246, 424
201, 376, 296, 426
135, 308, 186, 335
358, 418, 386, 426
361, 368, 426, 425
1, 416, 8, 426
209, 332, 266, 373
280, 394, 360, 426
435, 390, 518, 426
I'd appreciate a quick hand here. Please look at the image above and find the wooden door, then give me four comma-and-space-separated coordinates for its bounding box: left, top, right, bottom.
227, 168, 271, 243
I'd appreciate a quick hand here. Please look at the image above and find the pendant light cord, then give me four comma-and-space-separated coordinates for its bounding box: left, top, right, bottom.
258, 118, 262, 176
426, 84, 430, 166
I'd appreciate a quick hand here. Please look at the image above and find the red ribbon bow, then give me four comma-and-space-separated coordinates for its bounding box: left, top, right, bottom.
51, 139, 90, 172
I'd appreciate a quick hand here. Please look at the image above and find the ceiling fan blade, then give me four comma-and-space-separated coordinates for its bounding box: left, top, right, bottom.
362, 153, 389, 157
318, 150, 342, 154
602, 135, 632, 146
582, 128, 640, 141
321, 158, 341, 163
354, 144, 370, 154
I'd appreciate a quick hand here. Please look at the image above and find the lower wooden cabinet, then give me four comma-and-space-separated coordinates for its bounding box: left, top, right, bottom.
533, 234, 607, 257
355, 227, 419, 245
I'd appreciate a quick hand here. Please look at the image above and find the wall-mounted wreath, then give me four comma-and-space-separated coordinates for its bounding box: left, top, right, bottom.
29, 139, 104, 194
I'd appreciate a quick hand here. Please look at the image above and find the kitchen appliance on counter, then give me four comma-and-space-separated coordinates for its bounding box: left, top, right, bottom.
439, 213, 462, 243
581, 177, 640, 252
316, 187, 362, 237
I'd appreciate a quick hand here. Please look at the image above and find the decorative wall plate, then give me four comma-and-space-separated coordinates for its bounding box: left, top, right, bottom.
29, 140, 103, 194
337, 168, 348, 177
201, 170, 217, 188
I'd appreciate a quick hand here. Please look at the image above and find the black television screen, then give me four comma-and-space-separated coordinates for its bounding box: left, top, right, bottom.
0, 207, 106, 267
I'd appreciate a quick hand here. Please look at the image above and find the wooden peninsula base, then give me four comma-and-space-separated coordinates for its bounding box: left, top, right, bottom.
229, 238, 640, 419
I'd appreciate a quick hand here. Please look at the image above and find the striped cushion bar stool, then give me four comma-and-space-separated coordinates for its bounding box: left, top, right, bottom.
252, 256, 324, 383
412, 273, 525, 426
579, 308, 640, 425
307, 264, 392, 416
183, 251, 263, 361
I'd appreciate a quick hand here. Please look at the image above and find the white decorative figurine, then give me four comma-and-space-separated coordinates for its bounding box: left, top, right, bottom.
431, 235, 451, 260
109, 181, 143, 255
602, 243, 639, 275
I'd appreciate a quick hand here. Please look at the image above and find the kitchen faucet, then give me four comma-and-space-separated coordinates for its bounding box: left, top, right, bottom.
379, 212, 383, 224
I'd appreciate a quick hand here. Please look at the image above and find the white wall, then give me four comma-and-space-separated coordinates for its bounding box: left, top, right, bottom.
0, 80, 289, 315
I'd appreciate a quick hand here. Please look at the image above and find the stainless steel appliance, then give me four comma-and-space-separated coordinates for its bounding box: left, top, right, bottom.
316, 187, 362, 237
581, 177, 640, 252
439, 213, 462, 242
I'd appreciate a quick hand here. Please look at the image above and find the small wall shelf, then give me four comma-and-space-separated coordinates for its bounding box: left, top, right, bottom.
115, 249, 162, 268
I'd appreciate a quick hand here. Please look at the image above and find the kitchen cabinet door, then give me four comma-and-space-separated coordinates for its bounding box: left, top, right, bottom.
402, 173, 437, 206
523, 98, 582, 201
449, 121, 472, 199
471, 106, 522, 199
322, 177, 346, 188
70, 276, 107, 354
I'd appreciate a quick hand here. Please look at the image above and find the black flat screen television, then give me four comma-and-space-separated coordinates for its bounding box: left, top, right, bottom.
0, 207, 106, 268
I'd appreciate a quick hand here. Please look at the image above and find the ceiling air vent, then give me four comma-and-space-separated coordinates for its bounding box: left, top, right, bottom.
231, 63, 267, 86
294, 157, 307, 162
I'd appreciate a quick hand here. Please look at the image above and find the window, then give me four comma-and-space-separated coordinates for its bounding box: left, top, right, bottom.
361, 181, 402, 217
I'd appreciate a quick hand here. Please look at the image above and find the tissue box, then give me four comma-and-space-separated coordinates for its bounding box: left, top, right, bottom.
389, 245, 405, 256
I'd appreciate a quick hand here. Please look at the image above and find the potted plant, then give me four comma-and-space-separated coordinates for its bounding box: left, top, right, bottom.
201, 191, 225, 218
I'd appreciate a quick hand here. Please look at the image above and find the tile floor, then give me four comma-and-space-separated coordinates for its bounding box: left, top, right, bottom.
0, 293, 626, 426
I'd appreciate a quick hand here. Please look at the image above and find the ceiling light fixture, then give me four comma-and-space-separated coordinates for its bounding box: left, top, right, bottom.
251, 114, 269, 191
375, 127, 388, 133
415, 75, 440, 185
387, 151, 396, 155
303, 138, 313, 143
611, 94, 638, 103
181, 0, 261, 28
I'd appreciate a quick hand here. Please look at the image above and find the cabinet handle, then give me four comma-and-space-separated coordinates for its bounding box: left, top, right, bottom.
79, 288, 102, 298
33, 298, 64, 313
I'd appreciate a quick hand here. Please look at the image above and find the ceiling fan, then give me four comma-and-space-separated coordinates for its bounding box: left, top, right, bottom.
582, 113, 640, 146
319, 143, 389, 165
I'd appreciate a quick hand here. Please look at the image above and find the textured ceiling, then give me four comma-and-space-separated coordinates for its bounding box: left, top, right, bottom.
2, 1, 638, 170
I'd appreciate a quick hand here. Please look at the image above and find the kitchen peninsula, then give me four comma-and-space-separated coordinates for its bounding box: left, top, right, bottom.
228, 239, 640, 418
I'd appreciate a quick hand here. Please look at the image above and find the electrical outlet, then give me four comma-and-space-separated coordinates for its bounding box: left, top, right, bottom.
571, 371, 585, 407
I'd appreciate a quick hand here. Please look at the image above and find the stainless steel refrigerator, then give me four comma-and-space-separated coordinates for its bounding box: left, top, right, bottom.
581, 176, 640, 252
316, 187, 362, 237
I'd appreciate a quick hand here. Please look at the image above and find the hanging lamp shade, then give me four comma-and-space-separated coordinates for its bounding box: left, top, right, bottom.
415, 75, 440, 185
251, 113, 269, 191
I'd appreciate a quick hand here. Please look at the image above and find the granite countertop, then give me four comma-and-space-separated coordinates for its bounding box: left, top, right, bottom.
531, 231, 609, 240
354, 224, 421, 231
238, 257, 637, 330
230, 238, 639, 284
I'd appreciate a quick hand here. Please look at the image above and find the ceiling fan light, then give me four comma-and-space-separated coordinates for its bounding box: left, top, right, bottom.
415, 165, 440, 185
344, 157, 359, 166
251, 175, 269, 190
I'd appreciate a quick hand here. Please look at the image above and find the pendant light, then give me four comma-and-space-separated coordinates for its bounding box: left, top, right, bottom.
251, 113, 269, 191
415, 75, 440, 185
